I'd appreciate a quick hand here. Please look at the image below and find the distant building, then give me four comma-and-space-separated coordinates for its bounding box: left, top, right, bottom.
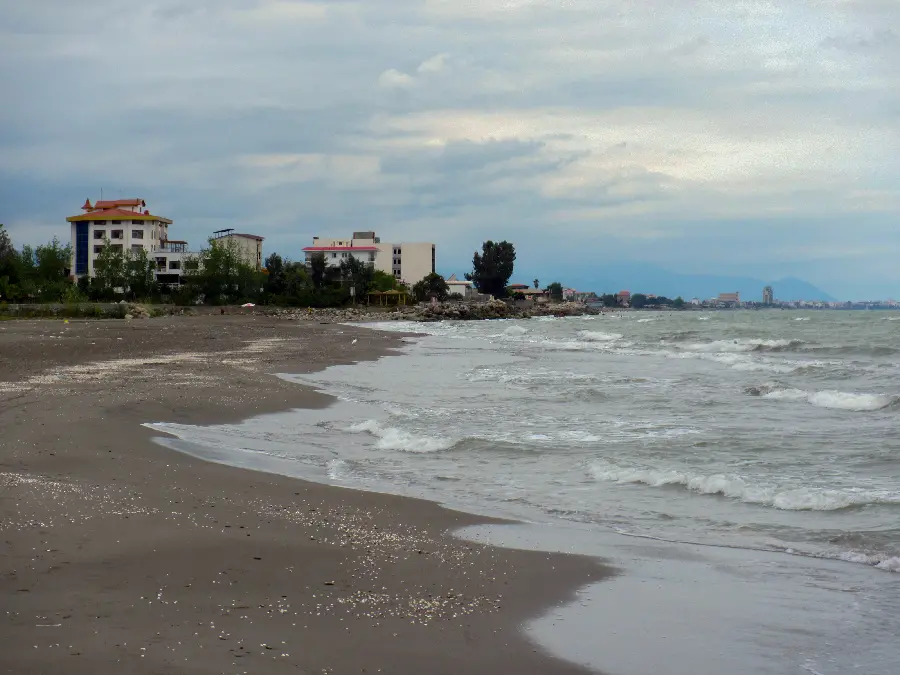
718, 292, 740, 304
617, 290, 631, 306
446, 274, 474, 298
67, 197, 173, 280
213, 229, 264, 270
303, 231, 435, 286
762, 286, 774, 305
691, 298, 702, 305
67, 199, 264, 285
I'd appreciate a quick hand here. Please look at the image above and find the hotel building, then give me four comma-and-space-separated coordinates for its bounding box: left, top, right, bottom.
303, 231, 435, 285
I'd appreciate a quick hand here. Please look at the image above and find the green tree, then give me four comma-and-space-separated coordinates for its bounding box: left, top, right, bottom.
370, 269, 399, 292
308, 252, 328, 290
182, 237, 261, 304
412, 273, 450, 302
263, 253, 287, 297
546, 281, 563, 301
630, 293, 648, 309
339, 255, 374, 301
0, 224, 20, 281
35, 237, 72, 282
93, 241, 127, 298
282, 262, 310, 300
466, 240, 516, 298
125, 248, 157, 299
672, 296, 685, 309
600, 293, 618, 307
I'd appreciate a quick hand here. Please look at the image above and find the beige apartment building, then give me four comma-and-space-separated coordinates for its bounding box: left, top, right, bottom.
303, 231, 435, 285
213, 229, 264, 270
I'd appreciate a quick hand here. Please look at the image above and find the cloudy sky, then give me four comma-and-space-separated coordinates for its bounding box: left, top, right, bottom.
2, 0, 898, 299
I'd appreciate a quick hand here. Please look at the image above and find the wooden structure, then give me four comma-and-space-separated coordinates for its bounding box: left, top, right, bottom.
367, 289, 409, 306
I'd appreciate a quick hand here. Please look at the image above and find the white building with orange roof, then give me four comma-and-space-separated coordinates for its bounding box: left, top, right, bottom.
67, 198, 175, 279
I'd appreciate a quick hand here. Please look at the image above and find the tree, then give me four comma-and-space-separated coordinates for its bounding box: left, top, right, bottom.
308, 253, 328, 290
339, 255, 375, 301
182, 237, 261, 304
412, 273, 450, 302
0, 224, 19, 282
466, 240, 515, 298
533, 278, 539, 289
263, 252, 287, 296
370, 269, 400, 292
599, 293, 618, 307
125, 248, 157, 299
93, 240, 127, 298
631, 293, 648, 309
672, 296, 685, 309
35, 237, 72, 282
546, 281, 563, 301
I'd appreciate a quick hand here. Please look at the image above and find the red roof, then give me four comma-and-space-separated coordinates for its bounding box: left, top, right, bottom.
81, 199, 93, 211
67, 208, 172, 223
94, 199, 144, 209
303, 246, 378, 252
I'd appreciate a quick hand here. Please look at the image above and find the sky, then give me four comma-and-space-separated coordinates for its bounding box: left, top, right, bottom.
1, 0, 898, 300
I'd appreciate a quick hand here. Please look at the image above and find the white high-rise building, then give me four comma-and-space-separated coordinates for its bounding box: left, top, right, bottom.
303, 231, 435, 285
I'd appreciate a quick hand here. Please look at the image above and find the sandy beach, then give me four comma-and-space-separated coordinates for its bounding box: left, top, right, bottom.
0, 315, 609, 674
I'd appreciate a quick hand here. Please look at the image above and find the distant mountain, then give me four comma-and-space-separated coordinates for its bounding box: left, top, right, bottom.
508, 263, 837, 303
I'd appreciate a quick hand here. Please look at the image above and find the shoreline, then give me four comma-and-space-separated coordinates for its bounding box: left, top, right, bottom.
0, 316, 611, 674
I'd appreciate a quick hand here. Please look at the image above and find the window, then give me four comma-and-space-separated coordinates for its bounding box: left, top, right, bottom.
94, 230, 106, 239
169, 260, 181, 270
155, 257, 167, 269
112, 244, 123, 252
131, 245, 143, 253
185, 260, 199, 271
132, 220, 144, 225
111, 230, 123, 239
332, 252, 337, 259
94, 245, 104, 254
369, 253, 376, 262
111, 220, 122, 225
93, 221, 105, 226
132, 229, 143, 239
342, 252, 348, 258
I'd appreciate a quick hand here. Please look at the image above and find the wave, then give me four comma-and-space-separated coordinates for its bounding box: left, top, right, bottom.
347, 420, 455, 453
672, 338, 805, 353
837, 551, 900, 572
578, 330, 623, 342
745, 385, 897, 411
590, 463, 900, 511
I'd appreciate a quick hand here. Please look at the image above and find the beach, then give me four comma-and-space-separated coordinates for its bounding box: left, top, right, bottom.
0, 316, 608, 675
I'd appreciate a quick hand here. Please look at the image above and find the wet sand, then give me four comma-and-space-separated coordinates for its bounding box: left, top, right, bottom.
0, 316, 611, 674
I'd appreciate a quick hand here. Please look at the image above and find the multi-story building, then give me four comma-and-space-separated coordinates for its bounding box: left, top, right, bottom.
718, 292, 740, 305
68, 199, 263, 285
303, 231, 435, 285
213, 229, 264, 270
67, 198, 173, 278
762, 286, 774, 305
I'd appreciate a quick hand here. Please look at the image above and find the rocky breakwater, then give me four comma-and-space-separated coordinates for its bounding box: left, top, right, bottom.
264, 300, 599, 323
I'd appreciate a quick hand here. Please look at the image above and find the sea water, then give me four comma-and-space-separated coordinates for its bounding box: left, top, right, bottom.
149, 310, 900, 674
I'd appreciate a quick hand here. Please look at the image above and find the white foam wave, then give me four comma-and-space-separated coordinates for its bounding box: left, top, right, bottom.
503, 325, 529, 336
674, 338, 799, 353
749, 386, 896, 411
590, 463, 900, 510
578, 330, 623, 342
794, 317, 810, 321
348, 420, 454, 453
838, 551, 900, 573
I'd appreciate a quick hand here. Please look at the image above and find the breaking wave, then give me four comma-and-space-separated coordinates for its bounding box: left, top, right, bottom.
590, 463, 900, 511
671, 338, 805, 353
745, 385, 897, 411
578, 330, 624, 342
348, 420, 455, 453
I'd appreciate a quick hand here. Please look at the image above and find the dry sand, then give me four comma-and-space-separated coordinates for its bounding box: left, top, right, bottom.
0, 315, 610, 674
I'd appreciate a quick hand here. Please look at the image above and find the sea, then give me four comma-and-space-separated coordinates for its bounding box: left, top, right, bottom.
149, 310, 900, 675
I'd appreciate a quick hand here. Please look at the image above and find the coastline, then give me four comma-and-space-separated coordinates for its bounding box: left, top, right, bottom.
0, 316, 611, 674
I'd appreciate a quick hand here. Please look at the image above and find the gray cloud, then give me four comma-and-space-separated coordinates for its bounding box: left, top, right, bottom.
2, 0, 899, 298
